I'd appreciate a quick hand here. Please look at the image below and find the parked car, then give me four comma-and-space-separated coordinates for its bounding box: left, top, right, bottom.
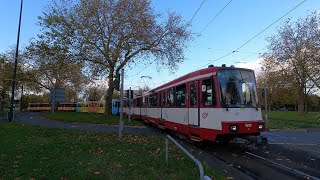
279, 107, 288, 111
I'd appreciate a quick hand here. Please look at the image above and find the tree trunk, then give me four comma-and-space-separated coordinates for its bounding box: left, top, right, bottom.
0, 90, 5, 112
298, 86, 305, 115
304, 90, 308, 114
105, 72, 114, 116
268, 91, 273, 111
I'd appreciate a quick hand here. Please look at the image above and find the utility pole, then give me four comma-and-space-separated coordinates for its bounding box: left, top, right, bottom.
8, 0, 23, 122
119, 69, 124, 138
264, 86, 268, 122
128, 87, 131, 123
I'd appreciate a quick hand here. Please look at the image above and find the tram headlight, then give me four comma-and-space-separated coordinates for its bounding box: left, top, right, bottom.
258, 124, 264, 130
229, 125, 238, 132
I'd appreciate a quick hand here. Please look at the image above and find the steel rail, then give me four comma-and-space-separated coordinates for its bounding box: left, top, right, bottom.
245, 151, 320, 180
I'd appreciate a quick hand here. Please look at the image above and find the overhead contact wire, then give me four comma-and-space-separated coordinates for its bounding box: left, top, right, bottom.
196, 0, 308, 70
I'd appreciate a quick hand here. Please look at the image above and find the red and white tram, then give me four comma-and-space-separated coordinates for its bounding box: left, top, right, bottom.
125, 65, 266, 142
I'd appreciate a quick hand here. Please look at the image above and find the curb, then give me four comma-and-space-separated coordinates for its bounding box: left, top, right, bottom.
267, 128, 320, 132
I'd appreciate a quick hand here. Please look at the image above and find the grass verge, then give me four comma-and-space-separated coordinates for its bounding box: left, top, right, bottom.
0, 123, 224, 179
262, 111, 320, 129
42, 112, 144, 126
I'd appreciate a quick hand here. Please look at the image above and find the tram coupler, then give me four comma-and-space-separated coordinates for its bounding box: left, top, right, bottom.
244, 135, 268, 149
254, 136, 268, 147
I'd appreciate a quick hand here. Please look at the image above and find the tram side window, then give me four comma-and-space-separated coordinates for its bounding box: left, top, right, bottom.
161, 92, 166, 107
202, 78, 216, 106
137, 97, 142, 107
133, 99, 136, 107
176, 84, 186, 107
142, 96, 149, 107
149, 93, 158, 107
190, 84, 197, 107
142, 97, 146, 107
145, 96, 149, 107
167, 87, 175, 106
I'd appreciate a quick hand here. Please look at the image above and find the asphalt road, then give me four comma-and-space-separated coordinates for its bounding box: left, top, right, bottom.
1, 112, 162, 136
262, 130, 320, 158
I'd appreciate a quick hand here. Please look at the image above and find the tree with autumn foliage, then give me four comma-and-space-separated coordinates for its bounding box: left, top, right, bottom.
23, 34, 88, 101
0, 49, 24, 112
262, 12, 320, 114
38, 0, 191, 115
256, 68, 298, 111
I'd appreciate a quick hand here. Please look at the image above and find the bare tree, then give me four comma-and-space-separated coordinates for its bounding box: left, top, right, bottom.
84, 80, 108, 101
39, 0, 191, 114
262, 12, 320, 114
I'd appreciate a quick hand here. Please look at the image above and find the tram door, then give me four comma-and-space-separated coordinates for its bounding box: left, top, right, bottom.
159, 91, 165, 119
188, 81, 199, 126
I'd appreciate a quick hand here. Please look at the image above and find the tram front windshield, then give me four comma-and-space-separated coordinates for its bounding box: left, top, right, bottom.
218, 69, 258, 108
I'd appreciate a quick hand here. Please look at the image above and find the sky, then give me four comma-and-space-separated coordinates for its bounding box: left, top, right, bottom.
1, 0, 319, 91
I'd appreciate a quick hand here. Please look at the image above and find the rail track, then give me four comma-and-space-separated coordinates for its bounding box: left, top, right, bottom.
244, 151, 319, 180
201, 142, 320, 180
169, 134, 320, 180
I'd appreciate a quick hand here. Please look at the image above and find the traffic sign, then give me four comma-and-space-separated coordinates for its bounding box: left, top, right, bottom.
50, 88, 65, 102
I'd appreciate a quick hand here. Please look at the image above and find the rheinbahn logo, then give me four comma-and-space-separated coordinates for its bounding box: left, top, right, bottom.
202, 112, 208, 119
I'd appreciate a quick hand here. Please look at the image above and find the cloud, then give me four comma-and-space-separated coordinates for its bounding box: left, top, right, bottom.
235, 58, 263, 74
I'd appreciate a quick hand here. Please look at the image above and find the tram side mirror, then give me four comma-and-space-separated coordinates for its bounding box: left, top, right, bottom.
202, 85, 206, 92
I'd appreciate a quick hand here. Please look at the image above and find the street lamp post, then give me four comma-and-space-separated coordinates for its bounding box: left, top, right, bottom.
119, 68, 124, 138
8, 0, 23, 122
264, 86, 268, 122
